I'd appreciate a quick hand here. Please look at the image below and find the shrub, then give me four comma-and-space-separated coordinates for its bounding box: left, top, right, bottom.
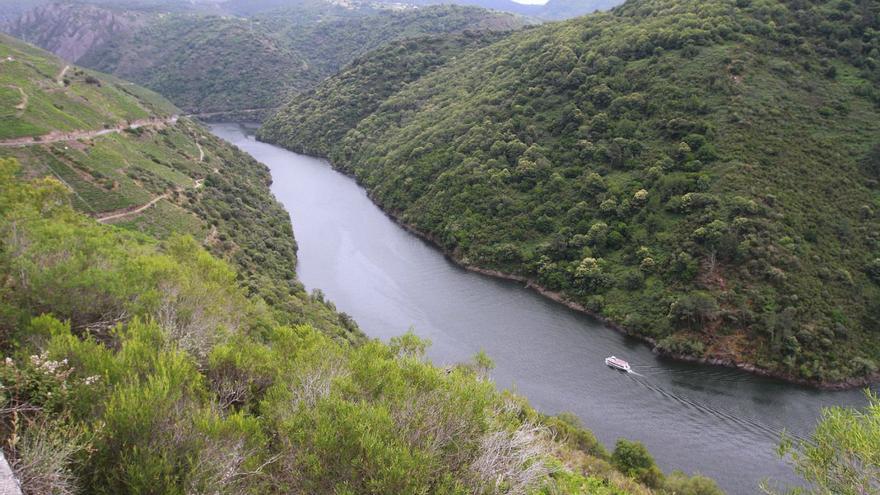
9, 424, 81, 495
611, 439, 663, 487
664, 470, 724, 495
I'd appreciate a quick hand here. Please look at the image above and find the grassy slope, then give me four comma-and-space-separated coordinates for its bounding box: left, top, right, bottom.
0, 33, 361, 342
260, 0, 880, 384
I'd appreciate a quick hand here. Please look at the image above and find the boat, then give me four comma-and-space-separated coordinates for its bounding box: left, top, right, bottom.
605, 356, 631, 372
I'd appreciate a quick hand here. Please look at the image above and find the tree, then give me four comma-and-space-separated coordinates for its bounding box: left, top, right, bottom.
669, 292, 720, 330
768, 391, 879, 495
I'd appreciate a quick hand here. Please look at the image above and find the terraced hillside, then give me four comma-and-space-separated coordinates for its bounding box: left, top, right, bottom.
0, 33, 360, 340
261, 0, 880, 385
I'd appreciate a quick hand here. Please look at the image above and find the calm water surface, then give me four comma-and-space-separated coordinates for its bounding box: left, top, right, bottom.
210, 123, 874, 494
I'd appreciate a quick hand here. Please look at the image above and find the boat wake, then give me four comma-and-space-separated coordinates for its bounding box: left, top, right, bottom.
624, 370, 807, 444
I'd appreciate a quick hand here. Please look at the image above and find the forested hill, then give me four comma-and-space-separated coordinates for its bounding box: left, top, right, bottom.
260, 0, 880, 385
261, 31, 513, 157
6, 2, 525, 120
0, 33, 724, 494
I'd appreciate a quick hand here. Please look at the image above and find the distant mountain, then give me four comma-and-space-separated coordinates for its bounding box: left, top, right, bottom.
6, 2, 525, 119
0, 0, 624, 24
374, 0, 624, 19
538, 0, 622, 19
5, 2, 149, 61
261, 0, 880, 385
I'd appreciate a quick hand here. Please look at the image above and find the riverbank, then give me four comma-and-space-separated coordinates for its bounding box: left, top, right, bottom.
377, 199, 880, 391
252, 135, 878, 391
217, 123, 874, 493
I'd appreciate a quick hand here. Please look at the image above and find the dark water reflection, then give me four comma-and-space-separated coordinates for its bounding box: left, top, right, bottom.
210, 123, 874, 495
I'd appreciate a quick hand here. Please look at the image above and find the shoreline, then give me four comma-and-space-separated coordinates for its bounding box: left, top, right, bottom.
255, 134, 879, 392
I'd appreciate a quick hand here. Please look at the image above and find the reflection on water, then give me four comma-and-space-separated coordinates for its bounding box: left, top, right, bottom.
210, 123, 875, 495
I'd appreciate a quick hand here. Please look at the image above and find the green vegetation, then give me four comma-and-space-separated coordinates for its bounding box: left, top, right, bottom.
262, 31, 511, 156
260, 0, 880, 384
0, 157, 721, 494
0, 33, 173, 140
769, 391, 879, 495
0, 32, 726, 495
10, 2, 525, 118
0, 33, 360, 343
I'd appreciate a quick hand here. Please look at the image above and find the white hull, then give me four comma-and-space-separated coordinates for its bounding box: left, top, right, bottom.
605, 356, 631, 372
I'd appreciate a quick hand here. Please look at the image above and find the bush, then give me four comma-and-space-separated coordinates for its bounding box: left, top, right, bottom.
664, 470, 724, 495
611, 439, 663, 487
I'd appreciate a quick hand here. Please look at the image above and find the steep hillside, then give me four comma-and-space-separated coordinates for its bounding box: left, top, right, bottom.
0, 33, 360, 341
80, 13, 312, 118
7, 2, 525, 119
262, 31, 511, 154
0, 34, 720, 495
0, 156, 699, 495
260, 0, 880, 385
5, 3, 150, 62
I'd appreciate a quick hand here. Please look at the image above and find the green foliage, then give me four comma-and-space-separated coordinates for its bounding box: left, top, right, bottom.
772, 390, 880, 495
0, 36, 362, 343
12, 3, 524, 117
612, 439, 663, 487
262, 0, 880, 382
664, 471, 724, 495
0, 164, 665, 494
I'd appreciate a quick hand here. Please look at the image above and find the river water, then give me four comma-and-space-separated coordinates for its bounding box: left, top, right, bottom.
210, 123, 874, 494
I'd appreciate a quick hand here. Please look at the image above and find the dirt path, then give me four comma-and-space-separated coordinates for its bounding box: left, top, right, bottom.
96, 177, 204, 223
57, 64, 70, 86
196, 141, 205, 162
8, 85, 27, 115
0, 115, 178, 148
95, 193, 169, 223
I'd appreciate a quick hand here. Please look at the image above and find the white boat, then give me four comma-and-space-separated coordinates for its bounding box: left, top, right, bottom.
605, 356, 631, 372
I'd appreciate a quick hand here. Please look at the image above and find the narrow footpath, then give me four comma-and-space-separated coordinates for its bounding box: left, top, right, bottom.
0, 116, 179, 148
95, 178, 204, 223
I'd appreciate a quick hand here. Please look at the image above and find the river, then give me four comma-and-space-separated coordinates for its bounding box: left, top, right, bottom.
210, 123, 874, 494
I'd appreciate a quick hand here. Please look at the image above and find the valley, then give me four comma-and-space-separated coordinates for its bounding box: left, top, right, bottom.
1, 0, 879, 493
260, 0, 880, 387
213, 122, 875, 494
6, 1, 525, 118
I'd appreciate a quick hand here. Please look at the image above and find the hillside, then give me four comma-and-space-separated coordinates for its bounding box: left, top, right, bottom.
7, 2, 525, 119
0, 32, 360, 341
260, 0, 880, 385
0, 34, 724, 495
263, 31, 512, 155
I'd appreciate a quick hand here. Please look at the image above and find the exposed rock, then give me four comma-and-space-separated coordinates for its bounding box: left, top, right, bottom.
6, 2, 148, 62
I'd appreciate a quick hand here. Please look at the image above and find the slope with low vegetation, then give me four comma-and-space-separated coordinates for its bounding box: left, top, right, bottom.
260, 0, 880, 385
0, 33, 359, 341
7, 1, 525, 119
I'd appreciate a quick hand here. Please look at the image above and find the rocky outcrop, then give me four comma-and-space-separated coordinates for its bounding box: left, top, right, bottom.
6, 2, 148, 62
